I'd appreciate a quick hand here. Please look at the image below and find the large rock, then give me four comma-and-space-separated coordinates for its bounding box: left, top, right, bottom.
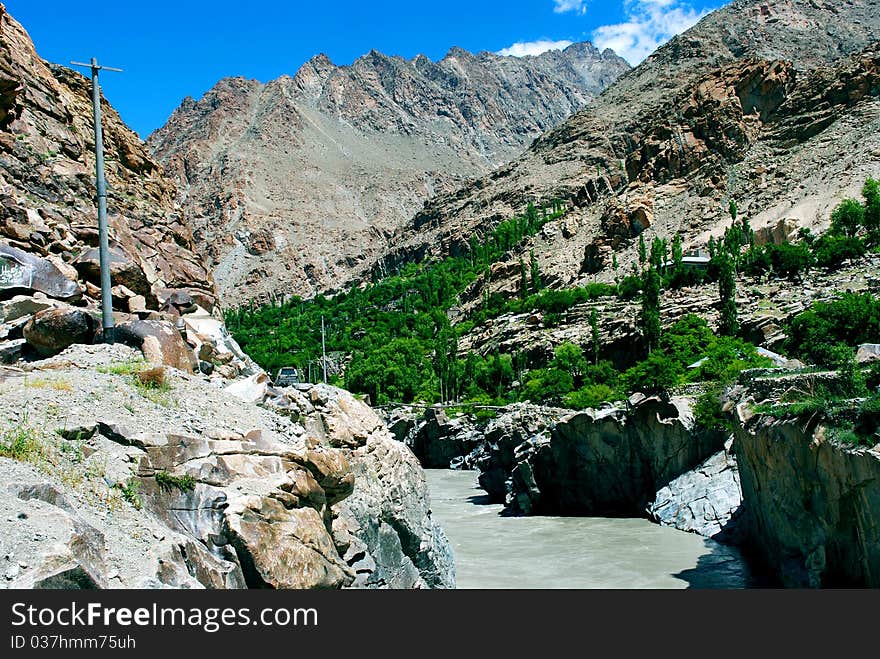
649, 446, 744, 541
504, 397, 726, 515
114, 319, 196, 373
405, 407, 485, 468
224, 496, 353, 589
3, 483, 107, 589
0, 244, 81, 302
735, 414, 880, 587
22, 306, 96, 356
0, 294, 55, 323
1, 342, 453, 590
475, 405, 564, 501
74, 246, 151, 299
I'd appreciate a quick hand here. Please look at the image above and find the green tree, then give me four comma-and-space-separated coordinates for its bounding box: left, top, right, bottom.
552, 342, 587, 379
718, 253, 738, 336
638, 234, 647, 265
640, 267, 662, 354
831, 345, 866, 398
830, 198, 866, 237
590, 307, 600, 366
863, 178, 880, 236
728, 199, 738, 223
621, 352, 681, 395
649, 237, 667, 272
671, 234, 683, 271
529, 250, 542, 292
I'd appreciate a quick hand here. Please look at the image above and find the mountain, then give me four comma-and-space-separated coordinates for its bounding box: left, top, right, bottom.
379, 0, 880, 297
148, 43, 630, 304
0, 3, 214, 311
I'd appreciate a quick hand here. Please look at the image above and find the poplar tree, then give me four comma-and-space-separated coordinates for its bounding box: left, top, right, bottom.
640, 267, 662, 353
718, 253, 738, 337
529, 250, 542, 292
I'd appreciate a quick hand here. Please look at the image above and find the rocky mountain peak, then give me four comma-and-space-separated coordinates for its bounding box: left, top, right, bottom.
377, 0, 880, 302
150, 40, 631, 304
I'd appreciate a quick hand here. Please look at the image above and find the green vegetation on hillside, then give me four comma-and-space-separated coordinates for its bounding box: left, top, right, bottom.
228, 178, 880, 411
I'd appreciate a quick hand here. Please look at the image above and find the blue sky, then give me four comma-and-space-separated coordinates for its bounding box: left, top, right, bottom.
7, 0, 720, 137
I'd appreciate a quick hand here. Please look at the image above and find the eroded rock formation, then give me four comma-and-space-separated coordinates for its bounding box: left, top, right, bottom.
0, 344, 453, 589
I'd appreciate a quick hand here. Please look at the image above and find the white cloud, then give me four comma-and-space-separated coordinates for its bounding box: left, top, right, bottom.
554, 0, 588, 14
592, 0, 713, 65
497, 39, 574, 57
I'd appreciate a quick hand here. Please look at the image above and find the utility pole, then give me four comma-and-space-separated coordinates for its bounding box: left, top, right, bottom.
321, 315, 327, 384
71, 58, 122, 344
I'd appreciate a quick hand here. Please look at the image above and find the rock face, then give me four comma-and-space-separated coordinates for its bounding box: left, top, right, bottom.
148, 44, 630, 304
503, 397, 725, 515
648, 444, 745, 542
377, 0, 880, 327
0, 344, 454, 589
734, 412, 880, 587
0, 5, 213, 309
0, 5, 257, 378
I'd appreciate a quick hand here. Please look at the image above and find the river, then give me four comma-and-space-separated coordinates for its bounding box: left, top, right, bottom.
426, 469, 756, 589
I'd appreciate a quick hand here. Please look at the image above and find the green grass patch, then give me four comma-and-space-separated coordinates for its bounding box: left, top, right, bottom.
114, 479, 142, 509
0, 423, 44, 463
155, 470, 195, 492
97, 359, 150, 376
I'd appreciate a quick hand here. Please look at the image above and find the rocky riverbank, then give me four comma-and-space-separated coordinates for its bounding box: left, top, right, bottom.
733, 406, 880, 587
384, 397, 739, 527
0, 344, 453, 589
391, 366, 880, 587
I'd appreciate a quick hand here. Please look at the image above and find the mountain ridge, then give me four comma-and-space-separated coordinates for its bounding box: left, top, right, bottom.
148, 40, 631, 304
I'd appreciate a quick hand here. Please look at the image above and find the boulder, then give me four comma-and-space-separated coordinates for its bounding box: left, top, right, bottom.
225, 372, 270, 403
504, 397, 726, 515
164, 290, 197, 314
649, 448, 744, 541
0, 294, 55, 323
114, 319, 196, 373
224, 495, 353, 589
0, 337, 25, 363
22, 306, 97, 356
0, 243, 81, 302
856, 343, 880, 363
4, 485, 107, 589
74, 245, 150, 299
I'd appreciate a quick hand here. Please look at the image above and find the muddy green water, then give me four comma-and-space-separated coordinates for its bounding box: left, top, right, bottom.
426, 469, 754, 589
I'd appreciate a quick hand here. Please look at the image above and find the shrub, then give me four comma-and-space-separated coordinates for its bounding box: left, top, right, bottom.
617, 275, 642, 300
694, 387, 730, 432
812, 235, 865, 269
521, 368, 574, 402
0, 423, 42, 463
135, 367, 167, 389
621, 352, 682, 395
830, 198, 866, 237
563, 383, 617, 410
785, 293, 880, 365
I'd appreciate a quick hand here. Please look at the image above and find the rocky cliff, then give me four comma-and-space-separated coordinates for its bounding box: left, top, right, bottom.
0, 4, 213, 311
0, 3, 257, 379
0, 344, 453, 589
733, 405, 880, 587
148, 44, 629, 304
378, 0, 880, 311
